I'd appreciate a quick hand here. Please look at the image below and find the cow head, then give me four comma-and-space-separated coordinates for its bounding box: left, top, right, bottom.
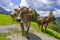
15, 6, 34, 22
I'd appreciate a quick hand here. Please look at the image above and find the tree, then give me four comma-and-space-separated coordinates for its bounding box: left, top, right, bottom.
31, 9, 38, 22
49, 9, 53, 17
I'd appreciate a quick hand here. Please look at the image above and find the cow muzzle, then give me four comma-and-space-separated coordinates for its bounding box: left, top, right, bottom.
16, 17, 21, 22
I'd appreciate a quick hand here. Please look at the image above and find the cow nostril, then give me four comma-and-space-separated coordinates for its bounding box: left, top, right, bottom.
16, 17, 21, 22
16, 19, 21, 22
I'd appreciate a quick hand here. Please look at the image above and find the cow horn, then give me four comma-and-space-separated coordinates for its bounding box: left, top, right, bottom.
19, 6, 20, 8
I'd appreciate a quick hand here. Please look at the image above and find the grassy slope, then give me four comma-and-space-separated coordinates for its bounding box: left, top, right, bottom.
0, 14, 60, 39
0, 33, 10, 40
0, 14, 18, 25
0, 14, 17, 40
31, 22, 60, 39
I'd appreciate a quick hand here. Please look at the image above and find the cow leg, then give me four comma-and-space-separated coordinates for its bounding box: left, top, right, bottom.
38, 24, 40, 29
26, 25, 30, 39
41, 24, 43, 31
20, 22, 24, 36
25, 23, 30, 39
45, 23, 48, 31
45, 24, 48, 31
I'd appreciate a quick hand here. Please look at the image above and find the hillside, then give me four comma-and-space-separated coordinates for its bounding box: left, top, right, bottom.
0, 7, 11, 14
0, 13, 60, 39
0, 14, 18, 25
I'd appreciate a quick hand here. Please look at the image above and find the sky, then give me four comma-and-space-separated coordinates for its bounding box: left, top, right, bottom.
0, 0, 60, 17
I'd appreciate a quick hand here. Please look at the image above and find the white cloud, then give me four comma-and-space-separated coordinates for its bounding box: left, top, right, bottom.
19, 0, 60, 17
40, 0, 55, 4
27, 0, 60, 17
0, 0, 19, 11
27, 0, 57, 11
54, 9, 60, 17
0, 0, 60, 17
9, 3, 14, 7
37, 11, 50, 17
37, 8, 60, 17
36, 8, 60, 17
57, 0, 60, 5
20, 0, 29, 7
0, 0, 12, 9
52, 8, 60, 17
5, 9, 10, 11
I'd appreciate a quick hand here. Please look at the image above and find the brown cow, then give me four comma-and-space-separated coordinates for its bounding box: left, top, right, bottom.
37, 16, 56, 31
33, 10, 56, 31
11, 6, 33, 39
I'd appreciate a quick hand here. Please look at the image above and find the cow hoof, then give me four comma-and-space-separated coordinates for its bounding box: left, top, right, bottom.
26, 37, 30, 39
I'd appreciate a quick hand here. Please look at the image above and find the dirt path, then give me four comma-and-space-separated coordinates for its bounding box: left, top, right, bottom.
0, 24, 58, 40
0, 24, 34, 33
7, 32, 58, 40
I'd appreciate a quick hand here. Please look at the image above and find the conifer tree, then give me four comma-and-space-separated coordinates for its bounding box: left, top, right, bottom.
49, 9, 53, 17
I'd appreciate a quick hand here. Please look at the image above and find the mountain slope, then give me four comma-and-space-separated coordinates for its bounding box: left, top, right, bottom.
0, 7, 11, 14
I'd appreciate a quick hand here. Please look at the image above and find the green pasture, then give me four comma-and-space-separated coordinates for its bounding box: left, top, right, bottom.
31, 22, 60, 39
0, 14, 18, 25
0, 13, 60, 39
0, 33, 10, 40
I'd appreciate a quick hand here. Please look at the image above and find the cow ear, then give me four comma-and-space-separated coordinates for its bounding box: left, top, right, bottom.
10, 12, 15, 17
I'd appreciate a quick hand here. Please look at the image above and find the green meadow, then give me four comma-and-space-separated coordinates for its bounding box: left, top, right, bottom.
0, 14, 18, 26
0, 13, 60, 39
31, 22, 60, 39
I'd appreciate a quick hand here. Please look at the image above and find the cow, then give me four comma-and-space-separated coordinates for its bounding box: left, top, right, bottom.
33, 10, 56, 31
11, 6, 34, 39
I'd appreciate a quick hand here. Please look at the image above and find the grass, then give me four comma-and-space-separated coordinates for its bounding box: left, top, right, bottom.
0, 14, 18, 26
0, 38, 10, 40
31, 22, 60, 39
12, 28, 21, 34
0, 13, 60, 39
0, 33, 10, 40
